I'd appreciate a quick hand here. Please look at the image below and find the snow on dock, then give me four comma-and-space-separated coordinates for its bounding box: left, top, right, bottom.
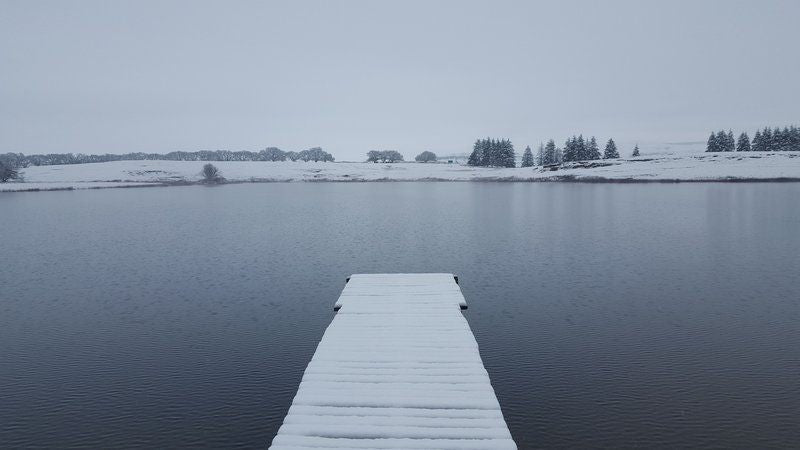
269, 273, 515, 450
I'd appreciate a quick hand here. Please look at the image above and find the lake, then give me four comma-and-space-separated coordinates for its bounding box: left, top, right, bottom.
1, 182, 799, 448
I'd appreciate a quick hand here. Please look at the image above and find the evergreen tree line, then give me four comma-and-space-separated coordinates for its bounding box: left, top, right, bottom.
535, 140, 563, 165
467, 138, 516, 168
535, 137, 630, 166
0, 147, 334, 168
469, 136, 634, 168
564, 135, 602, 161
707, 125, 800, 152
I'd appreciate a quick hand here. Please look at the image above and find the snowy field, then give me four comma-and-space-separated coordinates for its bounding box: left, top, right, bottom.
2, 152, 800, 192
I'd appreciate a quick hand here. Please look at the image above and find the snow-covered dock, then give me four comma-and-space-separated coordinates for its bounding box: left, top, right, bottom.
269, 273, 515, 449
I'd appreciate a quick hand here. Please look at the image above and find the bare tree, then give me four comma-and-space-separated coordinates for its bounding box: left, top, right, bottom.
383, 150, 404, 163
297, 147, 335, 162
0, 160, 19, 182
259, 147, 286, 161
415, 151, 437, 163
201, 163, 224, 183
366, 150, 404, 163
366, 150, 381, 163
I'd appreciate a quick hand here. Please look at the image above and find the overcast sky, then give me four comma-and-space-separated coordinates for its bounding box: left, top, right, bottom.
2, 0, 799, 160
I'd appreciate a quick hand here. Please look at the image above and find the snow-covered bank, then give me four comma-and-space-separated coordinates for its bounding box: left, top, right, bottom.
0, 181, 163, 192
2, 152, 800, 192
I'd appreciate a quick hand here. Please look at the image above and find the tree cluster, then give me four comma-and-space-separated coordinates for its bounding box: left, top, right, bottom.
752, 126, 800, 152
533, 137, 622, 166
0, 147, 335, 167
562, 135, 602, 162
292, 147, 335, 162
0, 153, 28, 169
414, 151, 437, 163
707, 126, 800, 152
536, 140, 562, 165
467, 138, 516, 168
706, 130, 736, 152
366, 150, 404, 163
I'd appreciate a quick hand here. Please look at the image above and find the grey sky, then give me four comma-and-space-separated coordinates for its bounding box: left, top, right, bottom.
2, 0, 799, 160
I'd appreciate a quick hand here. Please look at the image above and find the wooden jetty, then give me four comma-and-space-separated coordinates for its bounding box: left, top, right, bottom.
269, 273, 516, 449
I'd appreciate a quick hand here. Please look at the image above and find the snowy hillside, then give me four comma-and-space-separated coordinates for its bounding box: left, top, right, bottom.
2, 152, 800, 192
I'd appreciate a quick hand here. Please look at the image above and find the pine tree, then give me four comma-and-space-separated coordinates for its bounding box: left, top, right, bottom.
491, 139, 502, 167
521, 145, 534, 167
736, 132, 751, 152
587, 136, 601, 160
603, 138, 619, 159
773, 127, 784, 151
576, 135, 587, 160
632, 144, 640, 157
785, 126, 795, 151
790, 126, 800, 151
762, 127, 773, 152
467, 139, 482, 166
725, 130, 735, 152
536, 143, 545, 166
715, 130, 727, 152
778, 127, 792, 151
706, 132, 718, 152
499, 139, 516, 167
485, 139, 495, 166
563, 137, 575, 162
752, 129, 763, 151
480, 138, 492, 166
487, 139, 498, 166
544, 140, 558, 165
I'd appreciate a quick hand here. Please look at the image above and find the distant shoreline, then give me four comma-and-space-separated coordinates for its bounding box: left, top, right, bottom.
3, 153, 800, 192
5, 176, 800, 194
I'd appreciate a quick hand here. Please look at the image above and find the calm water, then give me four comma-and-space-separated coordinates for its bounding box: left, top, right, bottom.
1, 183, 799, 448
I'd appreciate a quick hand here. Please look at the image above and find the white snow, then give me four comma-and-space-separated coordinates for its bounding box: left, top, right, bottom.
2, 152, 800, 192
269, 273, 516, 450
